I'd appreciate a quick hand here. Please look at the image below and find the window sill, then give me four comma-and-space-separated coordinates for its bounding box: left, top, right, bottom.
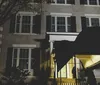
47, 32, 79, 35
84, 5, 100, 7
50, 3, 72, 6
12, 33, 39, 35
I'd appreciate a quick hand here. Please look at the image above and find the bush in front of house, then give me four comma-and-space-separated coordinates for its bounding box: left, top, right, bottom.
0, 66, 30, 85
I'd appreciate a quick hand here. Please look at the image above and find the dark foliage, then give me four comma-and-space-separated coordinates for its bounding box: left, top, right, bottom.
0, 66, 30, 85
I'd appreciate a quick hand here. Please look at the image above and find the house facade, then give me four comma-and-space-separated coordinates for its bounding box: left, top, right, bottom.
0, 0, 100, 84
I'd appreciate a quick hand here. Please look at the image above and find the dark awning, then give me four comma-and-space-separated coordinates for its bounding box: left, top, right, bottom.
53, 27, 100, 71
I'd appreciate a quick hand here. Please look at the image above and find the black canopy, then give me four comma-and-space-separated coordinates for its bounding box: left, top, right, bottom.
54, 27, 100, 71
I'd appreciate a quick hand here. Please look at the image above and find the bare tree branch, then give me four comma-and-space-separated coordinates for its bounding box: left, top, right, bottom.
0, 0, 48, 26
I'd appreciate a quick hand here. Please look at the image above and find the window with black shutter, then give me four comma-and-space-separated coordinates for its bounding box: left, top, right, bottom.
9, 12, 41, 34
47, 15, 76, 32
11, 47, 40, 76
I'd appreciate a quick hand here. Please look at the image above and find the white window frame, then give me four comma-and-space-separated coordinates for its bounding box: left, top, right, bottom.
14, 12, 36, 35
12, 44, 37, 75
51, 13, 72, 32
51, 0, 71, 5
85, 0, 100, 6
86, 16, 100, 27
12, 48, 34, 72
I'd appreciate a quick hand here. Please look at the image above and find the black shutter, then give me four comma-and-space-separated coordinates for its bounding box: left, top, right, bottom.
46, 15, 51, 32
81, 17, 87, 30
80, 0, 85, 5
33, 15, 41, 34
9, 15, 15, 33
6, 47, 13, 76
70, 16, 76, 32
31, 48, 40, 76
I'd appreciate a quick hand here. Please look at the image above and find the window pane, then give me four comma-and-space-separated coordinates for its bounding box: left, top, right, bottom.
91, 18, 99, 26
67, 0, 71, 4
67, 17, 71, 32
22, 25, 30, 33
89, 0, 97, 5
20, 49, 29, 58
22, 16, 31, 33
51, 17, 55, 32
58, 65, 67, 77
57, 26, 66, 32
84, 0, 87, 4
86, 18, 89, 27
57, 0, 65, 4
19, 59, 28, 69
57, 17, 65, 32
57, 17, 65, 24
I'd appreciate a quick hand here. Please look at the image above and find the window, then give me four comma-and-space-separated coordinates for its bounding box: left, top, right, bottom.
84, 0, 100, 5
9, 12, 41, 34
12, 48, 40, 75
51, 16, 71, 32
15, 14, 34, 33
86, 17, 100, 27
46, 14, 76, 32
51, 0, 75, 4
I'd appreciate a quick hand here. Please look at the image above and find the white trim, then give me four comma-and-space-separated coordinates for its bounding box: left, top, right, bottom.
85, 14, 100, 17
13, 33, 38, 35
16, 48, 20, 67
17, 12, 35, 15
50, 13, 72, 16
28, 48, 31, 71
84, 5, 100, 7
47, 32, 79, 35
12, 44, 36, 48
51, 3, 71, 5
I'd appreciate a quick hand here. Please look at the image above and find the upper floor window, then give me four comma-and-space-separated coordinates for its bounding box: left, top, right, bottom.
86, 17, 100, 27
9, 12, 41, 34
81, 15, 100, 29
51, 0, 75, 4
80, 0, 100, 5
46, 14, 76, 32
51, 16, 71, 32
